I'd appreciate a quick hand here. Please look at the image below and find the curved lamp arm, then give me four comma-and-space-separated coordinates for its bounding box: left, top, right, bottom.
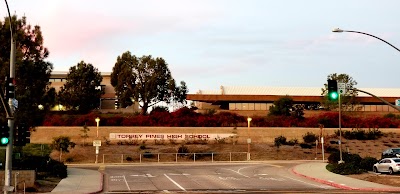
332, 28, 400, 53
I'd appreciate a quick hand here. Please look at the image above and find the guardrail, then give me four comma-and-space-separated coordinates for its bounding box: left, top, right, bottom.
102, 152, 248, 164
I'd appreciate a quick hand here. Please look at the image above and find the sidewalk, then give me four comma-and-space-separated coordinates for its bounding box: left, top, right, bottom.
292, 162, 400, 192
51, 168, 102, 194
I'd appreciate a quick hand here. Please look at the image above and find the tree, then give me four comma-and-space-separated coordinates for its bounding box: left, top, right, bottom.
111, 51, 187, 115
80, 124, 90, 146
321, 73, 359, 111
0, 15, 54, 126
268, 96, 305, 119
51, 136, 76, 161
269, 96, 293, 116
58, 61, 104, 113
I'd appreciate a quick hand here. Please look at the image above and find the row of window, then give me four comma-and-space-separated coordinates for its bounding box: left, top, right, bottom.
229, 103, 273, 111
49, 78, 66, 83
228, 103, 399, 112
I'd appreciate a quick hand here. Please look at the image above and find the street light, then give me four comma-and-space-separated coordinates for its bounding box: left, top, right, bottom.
332, 28, 400, 53
247, 117, 252, 161
3, 0, 16, 192
95, 117, 100, 138
95, 117, 100, 163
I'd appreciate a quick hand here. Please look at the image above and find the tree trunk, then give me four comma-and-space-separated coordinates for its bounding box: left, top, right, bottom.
141, 102, 149, 115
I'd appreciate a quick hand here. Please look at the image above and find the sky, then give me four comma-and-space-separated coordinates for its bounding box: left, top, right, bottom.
4, 0, 400, 94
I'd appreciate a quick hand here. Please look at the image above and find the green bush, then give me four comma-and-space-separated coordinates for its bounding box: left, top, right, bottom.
359, 157, 378, 171
139, 144, 146, 150
126, 156, 133, 161
328, 152, 362, 164
143, 151, 154, 158
326, 163, 364, 175
22, 144, 52, 156
274, 135, 287, 147
303, 132, 318, 144
325, 146, 339, 153
286, 138, 298, 146
14, 156, 49, 171
178, 145, 189, 155
47, 159, 67, 178
299, 143, 312, 149
335, 128, 383, 140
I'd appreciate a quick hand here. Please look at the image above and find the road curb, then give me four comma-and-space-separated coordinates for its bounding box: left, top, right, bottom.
291, 166, 400, 192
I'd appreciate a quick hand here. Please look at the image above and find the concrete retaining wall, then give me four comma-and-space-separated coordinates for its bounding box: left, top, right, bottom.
31, 126, 400, 144
0, 170, 35, 189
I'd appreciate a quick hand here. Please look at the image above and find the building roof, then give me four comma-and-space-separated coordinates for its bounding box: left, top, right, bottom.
196, 86, 400, 98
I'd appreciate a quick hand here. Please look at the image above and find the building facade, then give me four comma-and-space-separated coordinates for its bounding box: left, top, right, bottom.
49, 72, 139, 113
187, 86, 400, 117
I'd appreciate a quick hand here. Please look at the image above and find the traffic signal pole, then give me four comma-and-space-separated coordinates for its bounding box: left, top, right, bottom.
4, 1, 15, 192
338, 93, 344, 164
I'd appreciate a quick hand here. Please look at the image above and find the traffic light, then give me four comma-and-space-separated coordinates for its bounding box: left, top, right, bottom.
114, 97, 119, 109
15, 124, 30, 146
5, 76, 15, 100
327, 79, 338, 101
0, 125, 10, 146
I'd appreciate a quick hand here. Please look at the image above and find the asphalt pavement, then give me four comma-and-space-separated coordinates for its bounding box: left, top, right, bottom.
50, 161, 400, 193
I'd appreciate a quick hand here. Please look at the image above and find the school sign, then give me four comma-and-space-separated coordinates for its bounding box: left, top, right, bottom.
109, 133, 236, 140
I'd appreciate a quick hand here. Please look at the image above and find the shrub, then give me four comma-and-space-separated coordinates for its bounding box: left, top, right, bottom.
126, 156, 133, 161
337, 128, 384, 140
177, 145, 189, 155
143, 151, 153, 158
303, 132, 318, 144
139, 144, 146, 150
299, 143, 313, 149
359, 157, 378, 171
274, 135, 287, 147
327, 152, 362, 164
286, 138, 298, 146
326, 163, 364, 175
325, 146, 339, 153
47, 159, 67, 178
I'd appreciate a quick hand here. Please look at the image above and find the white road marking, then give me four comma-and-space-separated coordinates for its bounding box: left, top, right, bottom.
221, 166, 251, 178
164, 174, 186, 191
254, 174, 269, 176
167, 173, 190, 176
130, 174, 156, 177
259, 177, 285, 181
131, 174, 147, 177
219, 177, 239, 180
122, 175, 131, 191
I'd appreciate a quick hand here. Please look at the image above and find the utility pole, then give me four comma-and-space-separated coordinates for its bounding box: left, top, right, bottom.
4, 0, 15, 193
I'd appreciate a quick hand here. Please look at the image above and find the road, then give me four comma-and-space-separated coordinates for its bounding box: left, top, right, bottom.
101, 162, 337, 193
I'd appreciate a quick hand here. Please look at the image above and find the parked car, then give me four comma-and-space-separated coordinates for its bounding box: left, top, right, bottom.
373, 158, 400, 174
381, 148, 400, 159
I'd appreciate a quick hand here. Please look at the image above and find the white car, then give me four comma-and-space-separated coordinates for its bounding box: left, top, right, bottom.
373, 158, 400, 174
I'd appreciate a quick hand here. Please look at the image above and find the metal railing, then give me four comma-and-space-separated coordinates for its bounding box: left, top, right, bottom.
102, 152, 248, 164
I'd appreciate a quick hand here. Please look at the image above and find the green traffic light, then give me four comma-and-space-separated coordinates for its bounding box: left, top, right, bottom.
330, 92, 338, 100
0, 137, 9, 145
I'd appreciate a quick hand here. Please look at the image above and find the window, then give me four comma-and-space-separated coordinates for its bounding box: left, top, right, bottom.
242, 103, 248, 110
248, 103, 255, 110
235, 103, 242, 110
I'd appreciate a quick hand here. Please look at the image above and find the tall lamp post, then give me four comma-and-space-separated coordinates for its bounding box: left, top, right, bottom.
3, 0, 16, 193
95, 117, 100, 164
332, 28, 400, 53
247, 117, 252, 161
332, 28, 400, 163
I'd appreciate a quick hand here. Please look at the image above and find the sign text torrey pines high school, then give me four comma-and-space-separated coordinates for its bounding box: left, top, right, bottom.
109, 133, 235, 140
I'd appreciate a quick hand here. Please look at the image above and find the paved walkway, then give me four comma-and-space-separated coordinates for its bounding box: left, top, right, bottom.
51, 168, 102, 194
292, 162, 400, 192
50, 162, 400, 193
